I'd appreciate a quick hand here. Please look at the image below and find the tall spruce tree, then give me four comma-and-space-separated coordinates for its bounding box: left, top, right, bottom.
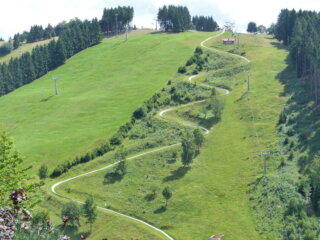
100, 6, 134, 34
192, 16, 218, 31
158, 5, 191, 33
54, 39, 67, 67
181, 134, 196, 166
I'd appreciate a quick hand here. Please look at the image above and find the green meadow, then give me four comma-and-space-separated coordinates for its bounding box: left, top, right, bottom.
0, 31, 214, 174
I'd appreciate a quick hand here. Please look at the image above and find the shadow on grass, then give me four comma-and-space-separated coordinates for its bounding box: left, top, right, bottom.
153, 206, 167, 214
40, 95, 54, 102
234, 91, 248, 103
150, 31, 177, 35
270, 42, 288, 51
199, 116, 220, 130
163, 166, 190, 182
167, 159, 176, 164
103, 172, 124, 184
144, 193, 157, 201
60, 225, 90, 239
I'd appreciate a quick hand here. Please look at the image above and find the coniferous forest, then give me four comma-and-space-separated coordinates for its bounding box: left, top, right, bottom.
157, 5, 192, 32
275, 9, 320, 99
0, 19, 101, 96
192, 16, 218, 32
100, 6, 134, 35
1, 24, 58, 57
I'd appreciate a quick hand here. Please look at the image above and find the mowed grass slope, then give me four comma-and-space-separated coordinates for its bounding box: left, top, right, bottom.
0, 31, 214, 172
55, 34, 289, 239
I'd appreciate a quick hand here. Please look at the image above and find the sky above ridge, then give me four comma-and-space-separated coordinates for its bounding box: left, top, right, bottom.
0, 0, 320, 39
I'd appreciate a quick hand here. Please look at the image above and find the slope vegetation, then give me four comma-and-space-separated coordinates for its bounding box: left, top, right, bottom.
51, 32, 288, 239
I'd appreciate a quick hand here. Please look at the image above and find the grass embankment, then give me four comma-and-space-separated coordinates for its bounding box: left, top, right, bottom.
53, 33, 289, 239
0, 31, 213, 174
0, 38, 56, 63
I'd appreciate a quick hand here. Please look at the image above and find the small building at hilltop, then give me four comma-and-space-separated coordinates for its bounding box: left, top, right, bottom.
222, 38, 235, 44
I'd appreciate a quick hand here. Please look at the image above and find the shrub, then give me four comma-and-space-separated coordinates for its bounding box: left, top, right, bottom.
50, 165, 65, 178
96, 143, 112, 156
118, 121, 133, 137
288, 152, 294, 161
178, 66, 187, 74
192, 69, 198, 75
80, 153, 91, 163
61, 201, 81, 226
133, 106, 147, 119
38, 164, 48, 179
278, 112, 287, 125
286, 128, 295, 137
194, 46, 203, 55
283, 137, 289, 145
110, 134, 122, 146
186, 56, 196, 66
196, 64, 203, 71
297, 153, 308, 170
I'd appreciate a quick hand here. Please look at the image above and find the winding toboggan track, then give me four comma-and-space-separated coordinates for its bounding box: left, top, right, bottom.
51, 29, 250, 240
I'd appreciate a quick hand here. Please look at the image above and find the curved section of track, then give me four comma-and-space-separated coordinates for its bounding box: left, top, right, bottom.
51, 30, 249, 240
159, 74, 230, 135
200, 30, 251, 63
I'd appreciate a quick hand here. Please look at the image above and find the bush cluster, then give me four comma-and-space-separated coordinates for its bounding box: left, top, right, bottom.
184, 47, 207, 72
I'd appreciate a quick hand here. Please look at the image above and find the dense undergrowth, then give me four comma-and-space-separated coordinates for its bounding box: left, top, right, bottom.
250, 55, 320, 239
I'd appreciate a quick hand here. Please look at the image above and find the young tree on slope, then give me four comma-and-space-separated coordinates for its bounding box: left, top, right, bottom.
83, 195, 98, 232
61, 201, 81, 226
0, 132, 36, 204
162, 187, 172, 206
181, 132, 196, 167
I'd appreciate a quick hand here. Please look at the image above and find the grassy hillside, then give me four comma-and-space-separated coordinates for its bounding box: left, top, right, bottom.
0, 31, 213, 173
0, 38, 56, 63
52, 33, 289, 239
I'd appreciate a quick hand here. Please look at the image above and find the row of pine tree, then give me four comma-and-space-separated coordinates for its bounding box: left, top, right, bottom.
274, 9, 320, 239
2, 6, 134, 58
100, 6, 134, 35
275, 9, 320, 104
157, 5, 218, 33
157, 5, 192, 32
192, 16, 218, 32
0, 18, 101, 96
